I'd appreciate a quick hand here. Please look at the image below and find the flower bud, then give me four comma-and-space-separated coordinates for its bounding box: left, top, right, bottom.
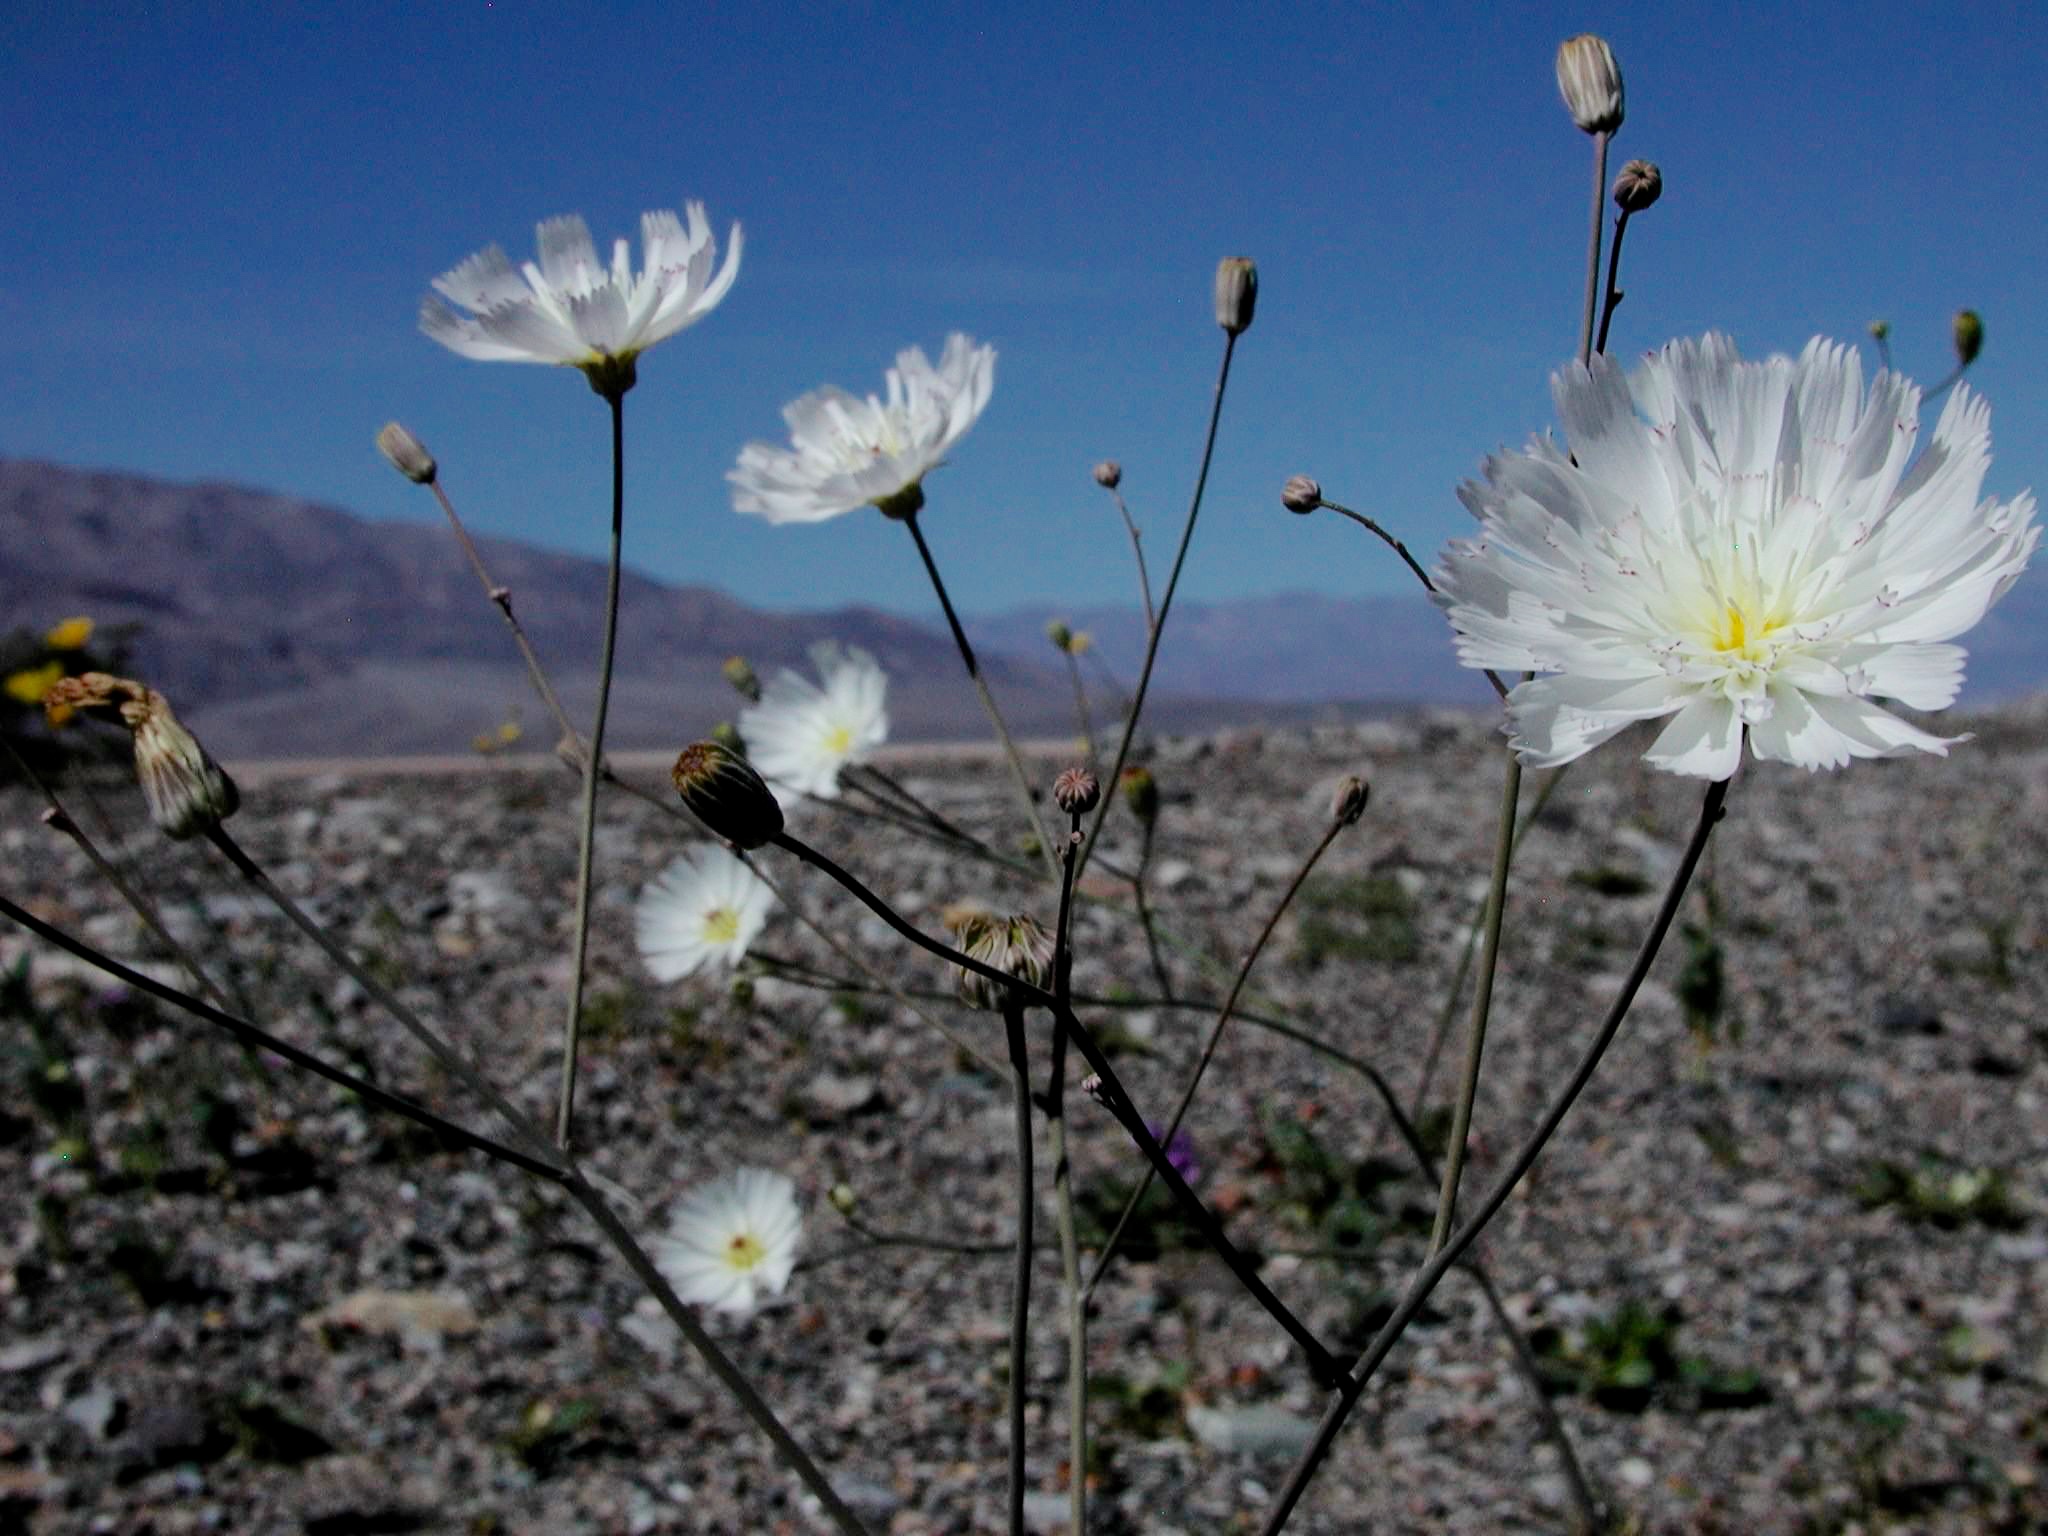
1045, 619, 1073, 652
1281, 475, 1322, 514
1556, 34, 1624, 135
1867, 319, 1892, 342
124, 687, 239, 840
722, 655, 761, 701
1611, 159, 1661, 213
1119, 765, 1159, 828
952, 913, 1054, 1011
1331, 775, 1370, 826
1953, 309, 1984, 368
376, 422, 437, 484
1053, 766, 1100, 817
1092, 460, 1122, 490
828, 1182, 857, 1215
671, 740, 784, 849
1214, 258, 1258, 336
708, 720, 744, 752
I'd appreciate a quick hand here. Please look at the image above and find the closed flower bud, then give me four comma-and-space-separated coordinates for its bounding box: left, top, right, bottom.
124, 688, 239, 840
708, 720, 744, 752
1045, 619, 1073, 652
1281, 475, 1322, 514
671, 740, 784, 849
1556, 34, 1625, 135
1092, 460, 1122, 489
1953, 309, 1984, 368
953, 913, 1054, 1011
722, 655, 761, 701
1214, 257, 1258, 336
828, 1183, 857, 1215
1611, 159, 1661, 213
1053, 766, 1100, 817
1119, 765, 1159, 827
1331, 775, 1370, 826
376, 422, 437, 484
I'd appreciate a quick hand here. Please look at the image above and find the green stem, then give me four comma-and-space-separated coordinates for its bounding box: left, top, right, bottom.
1593, 208, 1632, 357
557, 390, 627, 1149
1001, 995, 1034, 1536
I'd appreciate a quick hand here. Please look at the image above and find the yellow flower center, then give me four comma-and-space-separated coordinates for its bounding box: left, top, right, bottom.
725, 1230, 766, 1271
822, 724, 853, 756
702, 906, 740, 944
1710, 602, 1779, 664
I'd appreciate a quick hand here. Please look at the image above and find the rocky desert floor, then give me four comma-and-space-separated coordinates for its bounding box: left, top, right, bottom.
2, 701, 2046, 1535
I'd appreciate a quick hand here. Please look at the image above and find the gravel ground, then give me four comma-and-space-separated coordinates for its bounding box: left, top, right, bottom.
2, 701, 2045, 1535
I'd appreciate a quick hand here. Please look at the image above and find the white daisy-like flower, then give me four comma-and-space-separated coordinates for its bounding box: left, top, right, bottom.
653, 1168, 802, 1315
728, 333, 995, 523
420, 204, 741, 384
738, 642, 889, 799
634, 845, 775, 982
1435, 335, 2037, 780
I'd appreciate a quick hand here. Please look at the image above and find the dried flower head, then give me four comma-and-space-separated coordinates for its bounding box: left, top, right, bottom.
1214, 258, 1258, 336
1954, 309, 1984, 368
1331, 775, 1370, 826
953, 913, 1054, 1011
1611, 159, 1662, 214
1281, 475, 1322, 514
1556, 34, 1625, 135
376, 422, 437, 484
1053, 766, 1100, 817
671, 740, 784, 849
1093, 460, 1122, 489
43, 674, 239, 838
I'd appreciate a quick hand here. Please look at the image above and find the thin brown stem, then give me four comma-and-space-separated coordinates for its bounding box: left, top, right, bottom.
1258, 777, 1729, 1535
1085, 809, 1353, 1300
1001, 995, 1034, 1536
1109, 486, 1156, 633
1130, 822, 1175, 1004
1063, 651, 1099, 764
1048, 807, 1088, 1534
1593, 208, 1632, 357
1077, 332, 1239, 883
1579, 132, 1611, 368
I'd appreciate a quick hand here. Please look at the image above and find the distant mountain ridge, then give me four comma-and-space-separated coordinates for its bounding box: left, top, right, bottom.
4, 458, 2039, 756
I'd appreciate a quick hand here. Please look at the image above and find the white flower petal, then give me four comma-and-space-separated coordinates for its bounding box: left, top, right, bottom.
738, 643, 890, 799
653, 1169, 803, 1319
635, 846, 775, 981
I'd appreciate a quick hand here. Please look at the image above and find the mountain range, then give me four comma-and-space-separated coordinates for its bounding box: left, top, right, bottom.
2, 458, 2039, 757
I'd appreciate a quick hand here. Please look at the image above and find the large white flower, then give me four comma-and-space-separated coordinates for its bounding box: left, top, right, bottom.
728, 333, 995, 523
634, 845, 775, 982
738, 642, 889, 799
420, 204, 740, 378
653, 1168, 802, 1315
1435, 335, 2037, 780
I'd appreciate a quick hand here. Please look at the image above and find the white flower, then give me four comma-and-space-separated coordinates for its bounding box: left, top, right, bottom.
654, 1168, 802, 1315
634, 846, 775, 982
729, 333, 995, 523
738, 642, 889, 799
1435, 334, 2037, 780
420, 204, 740, 377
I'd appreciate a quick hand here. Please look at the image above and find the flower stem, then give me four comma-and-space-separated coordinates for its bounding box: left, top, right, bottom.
557, 391, 627, 1150
1578, 131, 1612, 369
1077, 332, 1240, 882
1049, 807, 1088, 1536
1131, 822, 1175, 1004
1427, 749, 1523, 1255
768, 827, 1340, 1386
1593, 208, 1633, 357
1109, 485, 1157, 634
1001, 994, 1035, 1536
1257, 777, 1729, 1536
1063, 650, 1099, 764
1084, 807, 1354, 1301
899, 510, 1058, 872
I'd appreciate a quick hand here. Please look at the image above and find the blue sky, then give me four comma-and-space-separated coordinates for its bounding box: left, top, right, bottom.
4, 2, 2044, 622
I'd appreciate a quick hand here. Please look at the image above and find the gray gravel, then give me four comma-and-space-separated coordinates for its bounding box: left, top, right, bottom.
2, 701, 2045, 1534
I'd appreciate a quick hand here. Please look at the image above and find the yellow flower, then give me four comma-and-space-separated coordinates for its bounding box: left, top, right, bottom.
4, 662, 63, 705
496, 719, 522, 743
44, 616, 94, 651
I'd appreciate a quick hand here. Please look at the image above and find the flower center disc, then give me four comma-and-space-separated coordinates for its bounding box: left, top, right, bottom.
726, 1231, 766, 1271
702, 907, 740, 944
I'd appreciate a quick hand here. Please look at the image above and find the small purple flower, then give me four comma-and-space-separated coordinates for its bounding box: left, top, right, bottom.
1147, 1122, 1202, 1187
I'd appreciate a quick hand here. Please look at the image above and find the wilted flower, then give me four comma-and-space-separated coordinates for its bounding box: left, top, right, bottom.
671, 740, 785, 849
420, 204, 741, 396
729, 335, 995, 523
738, 643, 889, 800
653, 1168, 802, 1315
1435, 334, 2037, 779
44, 617, 94, 651
43, 673, 240, 838
1556, 34, 1624, 135
1214, 258, 1258, 336
953, 913, 1054, 1011
635, 845, 776, 982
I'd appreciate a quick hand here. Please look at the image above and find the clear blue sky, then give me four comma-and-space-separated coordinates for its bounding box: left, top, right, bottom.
4, 2, 2043, 621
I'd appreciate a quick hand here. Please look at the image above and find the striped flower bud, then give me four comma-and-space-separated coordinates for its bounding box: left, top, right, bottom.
953, 913, 1054, 1011
672, 740, 784, 849
1556, 35, 1624, 135
376, 422, 437, 484
1214, 258, 1258, 336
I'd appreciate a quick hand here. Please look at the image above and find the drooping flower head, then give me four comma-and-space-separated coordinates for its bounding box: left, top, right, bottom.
1435, 335, 2037, 780
737, 643, 889, 800
420, 204, 741, 396
728, 334, 995, 523
653, 1168, 802, 1315
634, 845, 776, 982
